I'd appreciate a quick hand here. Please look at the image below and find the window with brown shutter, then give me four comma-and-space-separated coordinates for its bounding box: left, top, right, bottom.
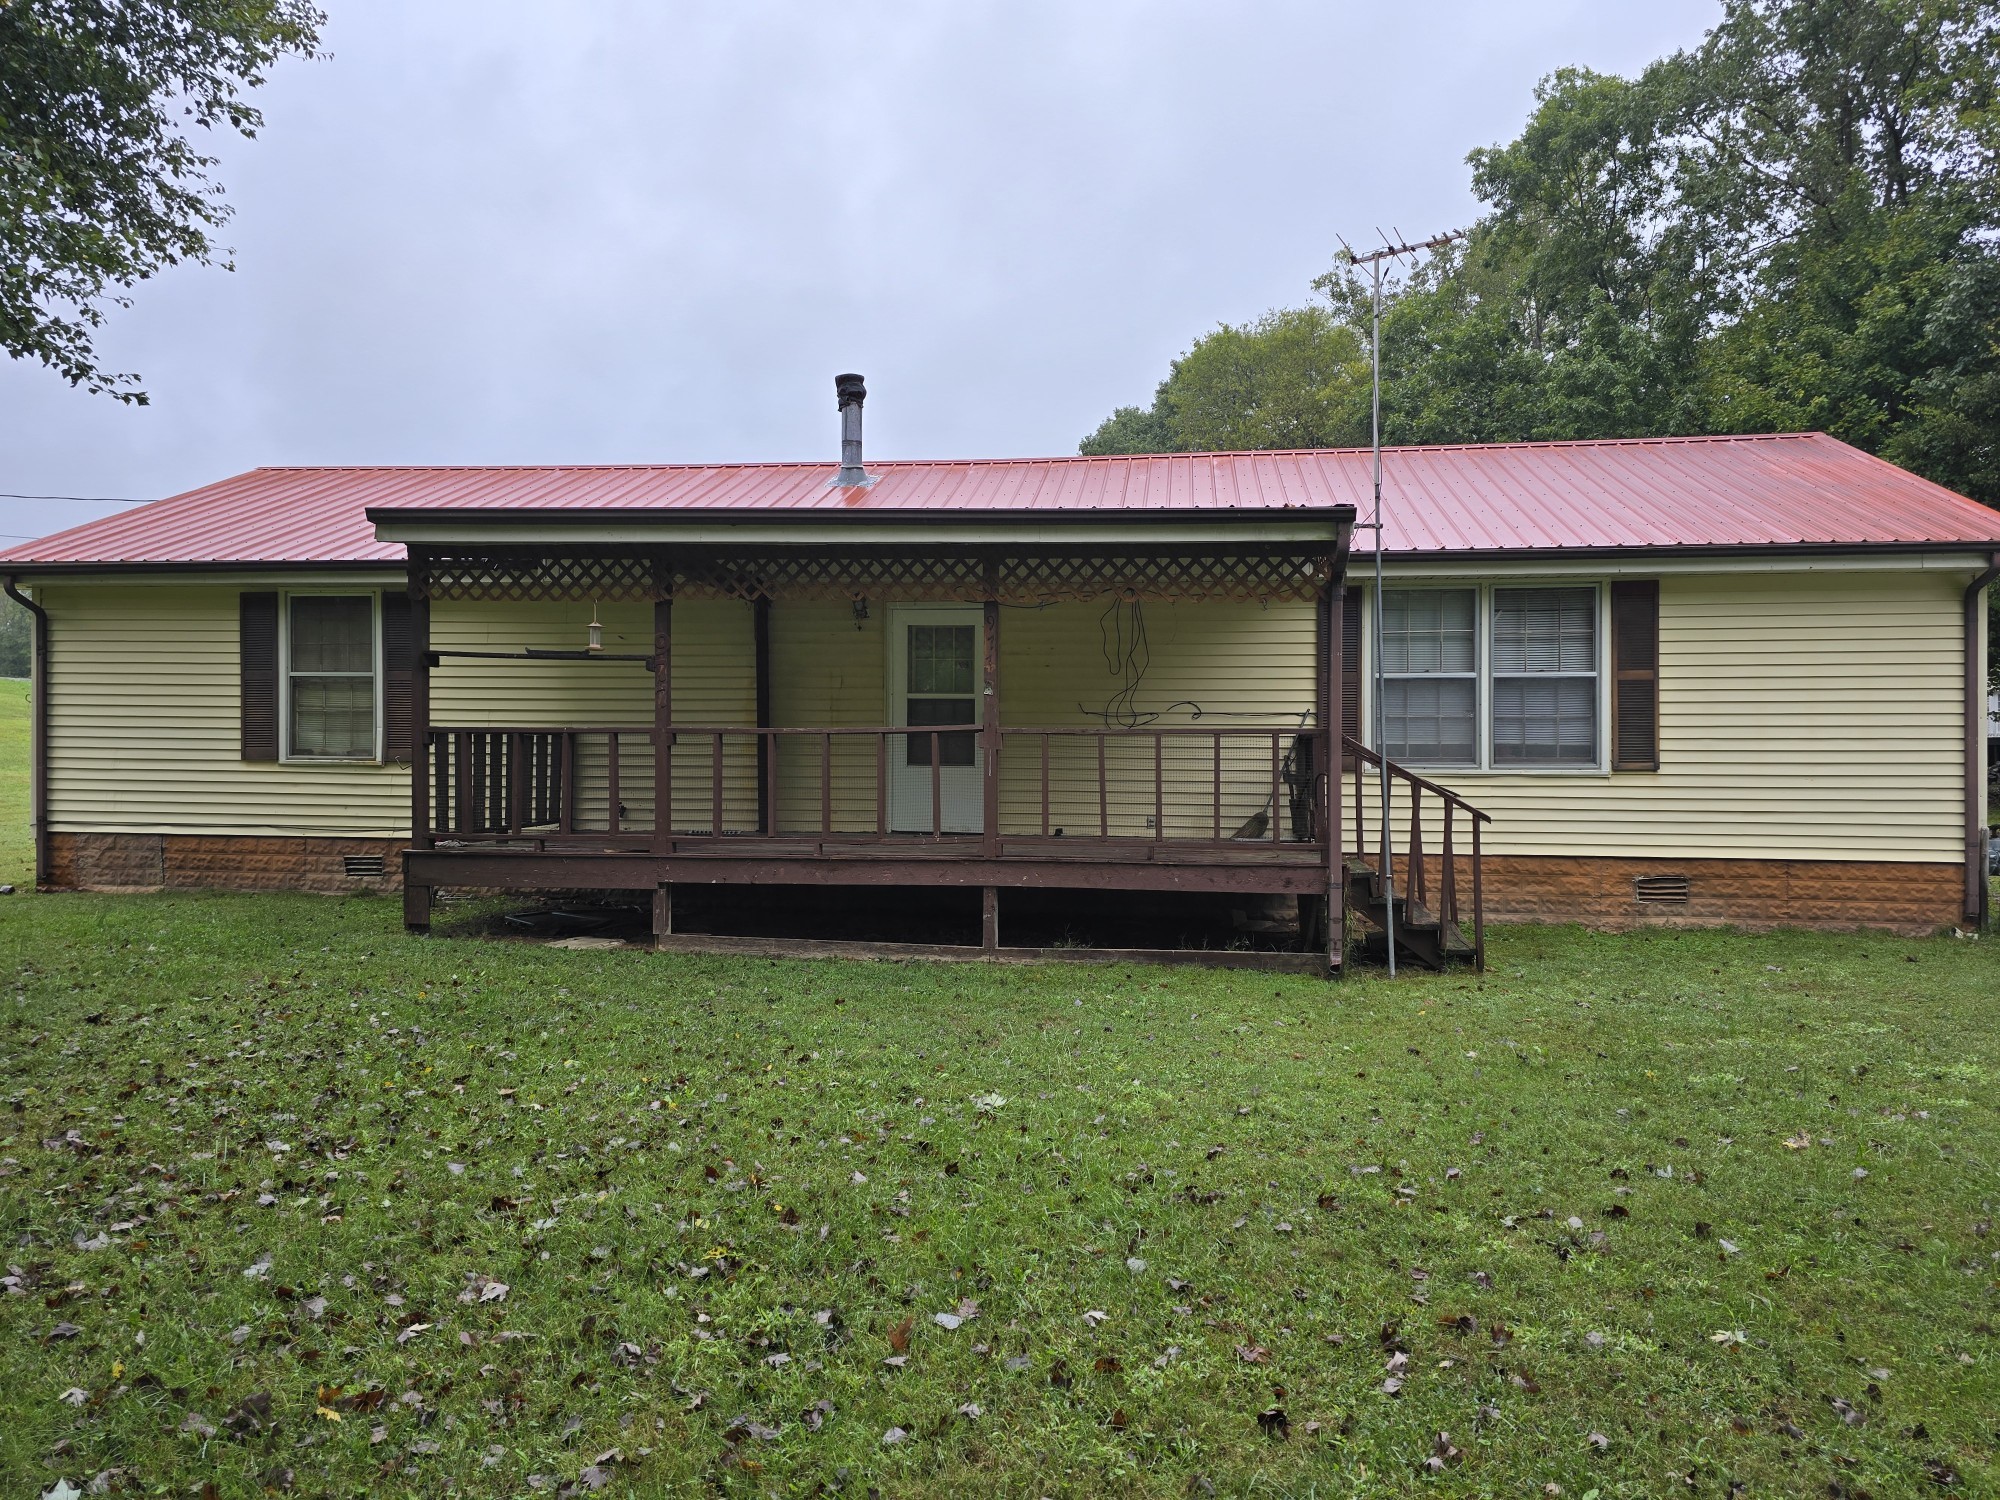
1610, 579, 1660, 771
380, 591, 414, 761
240, 592, 280, 761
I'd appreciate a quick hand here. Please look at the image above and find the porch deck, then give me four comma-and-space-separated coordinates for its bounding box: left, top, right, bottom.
395, 524, 1483, 973
403, 722, 1486, 973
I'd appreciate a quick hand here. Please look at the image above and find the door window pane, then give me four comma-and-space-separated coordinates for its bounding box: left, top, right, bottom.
1491, 588, 1597, 765
904, 698, 976, 766
288, 595, 376, 758
1380, 589, 1477, 765
908, 625, 975, 694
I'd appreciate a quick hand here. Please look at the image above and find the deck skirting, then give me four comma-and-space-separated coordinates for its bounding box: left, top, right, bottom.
40, 833, 1967, 938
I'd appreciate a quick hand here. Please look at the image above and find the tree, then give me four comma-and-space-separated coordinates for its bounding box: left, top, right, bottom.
1, 0, 323, 402
0, 595, 27, 677
1081, 307, 1369, 455
1081, 0, 2000, 509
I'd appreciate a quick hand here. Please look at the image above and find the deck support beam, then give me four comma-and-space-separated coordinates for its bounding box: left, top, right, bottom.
982, 885, 999, 950
653, 883, 673, 945
405, 555, 433, 933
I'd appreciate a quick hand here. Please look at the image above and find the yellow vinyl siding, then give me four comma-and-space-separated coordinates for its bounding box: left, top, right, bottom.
37, 567, 1969, 864
43, 584, 410, 837
430, 598, 754, 833
767, 600, 885, 833
756, 598, 1317, 836
1349, 570, 1965, 863
997, 599, 1316, 838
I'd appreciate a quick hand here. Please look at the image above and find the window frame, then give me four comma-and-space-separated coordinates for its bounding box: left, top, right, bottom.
1360, 580, 1610, 775
279, 590, 384, 764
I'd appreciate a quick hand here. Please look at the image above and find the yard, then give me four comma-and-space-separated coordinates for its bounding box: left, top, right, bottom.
1, 679, 1996, 1497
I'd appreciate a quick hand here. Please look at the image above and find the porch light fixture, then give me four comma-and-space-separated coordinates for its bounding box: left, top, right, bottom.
586, 601, 604, 654
852, 596, 870, 629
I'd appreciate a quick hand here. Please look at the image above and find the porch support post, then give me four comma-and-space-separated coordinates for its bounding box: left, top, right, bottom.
1325, 576, 1345, 972
405, 550, 433, 933
982, 886, 999, 952
754, 596, 772, 834
653, 558, 673, 855
982, 561, 1001, 857
653, 882, 673, 946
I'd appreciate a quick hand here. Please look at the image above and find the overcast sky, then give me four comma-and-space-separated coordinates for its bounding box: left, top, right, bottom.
0, 0, 1718, 544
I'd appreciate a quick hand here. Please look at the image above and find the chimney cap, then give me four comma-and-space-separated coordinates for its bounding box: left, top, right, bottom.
835, 372, 867, 409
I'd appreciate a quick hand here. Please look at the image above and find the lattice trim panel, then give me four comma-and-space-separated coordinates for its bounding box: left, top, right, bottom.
417, 547, 1336, 605
423, 550, 659, 604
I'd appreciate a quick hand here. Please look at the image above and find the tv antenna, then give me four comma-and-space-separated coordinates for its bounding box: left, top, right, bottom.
1335, 227, 1466, 977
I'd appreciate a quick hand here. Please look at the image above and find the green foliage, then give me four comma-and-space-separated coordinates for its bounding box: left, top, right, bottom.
1083, 0, 2000, 510
0, 596, 30, 678
1079, 404, 1170, 457
1083, 308, 1368, 455
0, 0, 323, 402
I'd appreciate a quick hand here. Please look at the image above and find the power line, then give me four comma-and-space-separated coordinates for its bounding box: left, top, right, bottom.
0, 502, 143, 516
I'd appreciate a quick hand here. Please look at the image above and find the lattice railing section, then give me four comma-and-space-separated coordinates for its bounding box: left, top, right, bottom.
416, 547, 1335, 605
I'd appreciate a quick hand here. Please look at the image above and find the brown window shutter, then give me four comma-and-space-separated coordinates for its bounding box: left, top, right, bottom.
380, 591, 414, 762
1340, 588, 1363, 770
1611, 579, 1660, 771
240, 592, 280, 761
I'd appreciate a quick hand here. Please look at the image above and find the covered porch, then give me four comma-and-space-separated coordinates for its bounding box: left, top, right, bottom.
388, 512, 1485, 973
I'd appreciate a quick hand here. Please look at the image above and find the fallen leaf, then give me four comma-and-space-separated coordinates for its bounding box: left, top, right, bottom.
881, 1426, 908, 1447
887, 1316, 913, 1354
1425, 1430, 1462, 1472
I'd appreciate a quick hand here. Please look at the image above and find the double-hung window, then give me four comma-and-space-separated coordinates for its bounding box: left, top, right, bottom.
286, 595, 378, 760
1491, 587, 1597, 765
1376, 584, 1603, 769
1380, 589, 1478, 765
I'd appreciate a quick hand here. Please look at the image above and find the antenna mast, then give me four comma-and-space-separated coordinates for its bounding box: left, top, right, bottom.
1336, 227, 1465, 978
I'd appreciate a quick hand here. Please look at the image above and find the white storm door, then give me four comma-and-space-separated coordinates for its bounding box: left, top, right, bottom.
887, 606, 985, 834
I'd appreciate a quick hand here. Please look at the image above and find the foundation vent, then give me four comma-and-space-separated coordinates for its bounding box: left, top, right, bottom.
343, 855, 387, 879
1633, 873, 1691, 905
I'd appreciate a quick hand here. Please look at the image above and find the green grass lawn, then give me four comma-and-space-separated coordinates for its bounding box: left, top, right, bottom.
1, 697, 1997, 1497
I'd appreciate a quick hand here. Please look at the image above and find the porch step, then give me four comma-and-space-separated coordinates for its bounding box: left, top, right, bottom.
1345, 857, 1476, 971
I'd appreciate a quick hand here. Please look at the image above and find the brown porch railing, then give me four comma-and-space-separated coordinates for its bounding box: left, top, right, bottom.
426, 727, 624, 838
425, 724, 1326, 845
1343, 734, 1491, 970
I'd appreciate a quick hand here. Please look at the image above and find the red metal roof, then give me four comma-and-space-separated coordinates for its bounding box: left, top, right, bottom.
5, 433, 1997, 569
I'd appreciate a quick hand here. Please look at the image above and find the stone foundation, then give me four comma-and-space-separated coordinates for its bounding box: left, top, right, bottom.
1407, 853, 1965, 935
48, 833, 406, 896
